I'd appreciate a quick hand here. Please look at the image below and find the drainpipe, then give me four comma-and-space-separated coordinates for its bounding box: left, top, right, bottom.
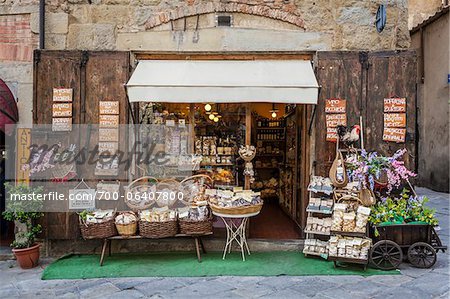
39, 0, 45, 49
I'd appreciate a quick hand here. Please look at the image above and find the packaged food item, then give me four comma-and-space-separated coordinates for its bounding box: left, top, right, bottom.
342, 212, 356, 232
115, 212, 137, 225
355, 206, 371, 233
331, 203, 347, 231
85, 209, 115, 224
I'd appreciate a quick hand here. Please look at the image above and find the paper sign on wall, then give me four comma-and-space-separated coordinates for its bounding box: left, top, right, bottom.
325, 99, 346, 113
99, 128, 119, 142
53, 88, 73, 102
326, 127, 338, 142
99, 101, 120, 115
384, 98, 406, 113
384, 113, 406, 128
326, 114, 347, 127
52, 117, 72, 131
383, 128, 406, 143
52, 103, 72, 117
99, 115, 119, 128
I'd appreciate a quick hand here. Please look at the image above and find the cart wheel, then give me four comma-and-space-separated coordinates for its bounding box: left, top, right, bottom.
370, 240, 403, 270
407, 242, 437, 269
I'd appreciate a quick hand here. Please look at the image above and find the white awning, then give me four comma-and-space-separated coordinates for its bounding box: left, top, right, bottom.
126, 60, 319, 104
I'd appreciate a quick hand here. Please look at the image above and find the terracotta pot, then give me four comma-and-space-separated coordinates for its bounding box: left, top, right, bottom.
12, 243, 40, 269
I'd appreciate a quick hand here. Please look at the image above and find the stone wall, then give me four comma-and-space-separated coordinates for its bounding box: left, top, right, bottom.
408, 0, 444, 29
0, 13, 38, 126
0, 0, 411, 124
0, 0, 411, 52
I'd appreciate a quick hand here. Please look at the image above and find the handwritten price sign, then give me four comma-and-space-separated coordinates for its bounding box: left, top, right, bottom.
325, 99, 346, 114
383, 128, 406, 143
384, 98, 406, 113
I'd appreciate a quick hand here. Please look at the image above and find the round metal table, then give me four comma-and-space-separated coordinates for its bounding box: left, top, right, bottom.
213, 211, 260, 261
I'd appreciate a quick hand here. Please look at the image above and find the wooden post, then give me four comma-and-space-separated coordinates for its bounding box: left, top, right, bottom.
244, 103, 252, 189
189, 103, 195, 154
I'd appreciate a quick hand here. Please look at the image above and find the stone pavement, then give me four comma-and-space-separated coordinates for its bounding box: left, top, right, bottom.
0, 188, 448, 299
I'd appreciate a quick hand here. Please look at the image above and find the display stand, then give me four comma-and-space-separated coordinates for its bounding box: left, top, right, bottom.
99, 233, 212, 266
303, 188, 333, 259
213, 211, 260, 261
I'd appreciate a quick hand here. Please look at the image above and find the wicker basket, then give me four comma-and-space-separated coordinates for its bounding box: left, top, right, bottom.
79, 218, 117, 240
115, 222, 137, 236
210, 203, 263, 216
139, 220, 178, 238
179, 217, 213, 235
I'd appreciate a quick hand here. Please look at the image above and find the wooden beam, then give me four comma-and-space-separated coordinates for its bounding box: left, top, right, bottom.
134, 52, 313, 61
244, 103, 252, 189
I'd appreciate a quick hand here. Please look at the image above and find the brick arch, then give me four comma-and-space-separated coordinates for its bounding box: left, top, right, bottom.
145, 2, 304, 29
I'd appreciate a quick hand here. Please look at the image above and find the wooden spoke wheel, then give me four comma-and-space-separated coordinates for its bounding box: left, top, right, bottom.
407, 242, 437, 269
370, 240, 403, 270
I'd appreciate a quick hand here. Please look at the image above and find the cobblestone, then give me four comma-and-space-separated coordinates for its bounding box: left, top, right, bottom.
0, 188, 448, 298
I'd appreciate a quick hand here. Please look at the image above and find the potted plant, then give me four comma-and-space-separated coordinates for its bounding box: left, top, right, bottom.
2, 183, 44, 269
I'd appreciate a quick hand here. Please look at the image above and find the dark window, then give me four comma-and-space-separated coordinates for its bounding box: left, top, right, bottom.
217, 15, 232, 27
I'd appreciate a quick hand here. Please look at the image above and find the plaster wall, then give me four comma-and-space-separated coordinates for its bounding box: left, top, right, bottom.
411, 12, 449, 192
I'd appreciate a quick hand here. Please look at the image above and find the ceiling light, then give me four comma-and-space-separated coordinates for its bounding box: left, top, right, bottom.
209, 114, 215, 120
271, 112, 277, 118
205, 104, 212, 112
214, 117, 219, 122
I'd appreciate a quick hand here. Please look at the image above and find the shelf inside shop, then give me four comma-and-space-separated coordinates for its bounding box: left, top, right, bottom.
256, 127, 285, 130
201, 163, 234, 166
305, 208, 333, 215
304, 230, 331, 236
330, 231, 367, 238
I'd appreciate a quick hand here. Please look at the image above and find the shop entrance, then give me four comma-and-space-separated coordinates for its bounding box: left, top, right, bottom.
138, 102, 307, 240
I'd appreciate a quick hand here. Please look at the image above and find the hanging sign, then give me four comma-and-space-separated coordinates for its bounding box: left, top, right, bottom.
384, 98, 406, 113
69, 188, 96, 210
325, 99, 346, 113
52, 103, 72, 117
326, 114, 347, 127
326, 127, 338, 142
53, 88, 73, 102
383, 128, 406, 143
16, 128, 31, 184
384, 113, 406, 128
52, 117, 72, 131
99, 101, 119, 115
99, 115, 119, 128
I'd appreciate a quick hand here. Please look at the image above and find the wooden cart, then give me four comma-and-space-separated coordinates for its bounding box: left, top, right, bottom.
369, 224, 447, 270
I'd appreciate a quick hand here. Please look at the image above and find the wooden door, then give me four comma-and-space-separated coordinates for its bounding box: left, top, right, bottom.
33, 50, 130, 239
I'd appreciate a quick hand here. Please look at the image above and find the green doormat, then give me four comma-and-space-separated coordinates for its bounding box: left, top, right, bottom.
42, 252, 399, 280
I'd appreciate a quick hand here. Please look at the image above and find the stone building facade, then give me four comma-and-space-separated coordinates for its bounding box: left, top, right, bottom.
1, 0, 411, 125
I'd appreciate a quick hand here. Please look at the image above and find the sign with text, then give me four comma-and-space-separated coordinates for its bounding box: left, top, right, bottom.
98, 142, 119, 153
326, 114, 347, 127
53, 88, 73, 102
384, 98, 406, 113
52, 117, 72, 131
99, 128, 119, 142
99, 115, 119, 128
325, 99, 346, 114
68, 189, 96, 210
383, 127, 406, 143
99, 101, 119, 115
326, 127, 338, 142
384, 113, 406, 128
52, 103, 72, 117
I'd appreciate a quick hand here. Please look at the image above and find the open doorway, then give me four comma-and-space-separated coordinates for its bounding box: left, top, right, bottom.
139, 102, 304, 240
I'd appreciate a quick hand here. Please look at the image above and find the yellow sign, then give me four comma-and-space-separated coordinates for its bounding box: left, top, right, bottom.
16, 128, 30, 184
